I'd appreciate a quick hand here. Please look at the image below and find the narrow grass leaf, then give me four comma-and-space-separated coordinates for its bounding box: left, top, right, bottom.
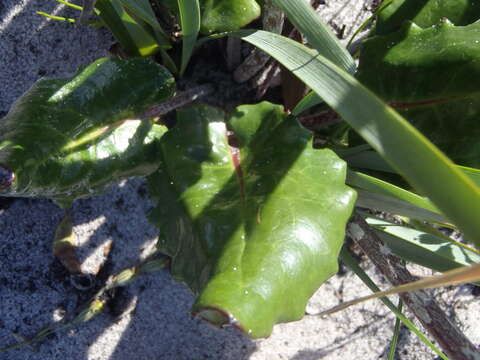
459, 165, 480, 187
388, 299, 403, 360
363, 214, 480, 273
347, 170, 440, 214
160, 48, 179, 75
341, 149, 397, 174
118, 0, 170, 45
355, 190, 449, 224
345, 150, 480, 190
271, 0, 354, 72
36, 12, 76, 23
292, 91, 322, 115
95, 0, 161, 56
177, 0, 200, 75
56, 0, 83, 11
270, 0, 355, 115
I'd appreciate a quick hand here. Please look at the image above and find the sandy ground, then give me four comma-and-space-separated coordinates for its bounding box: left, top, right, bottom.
1, 1, 479, 359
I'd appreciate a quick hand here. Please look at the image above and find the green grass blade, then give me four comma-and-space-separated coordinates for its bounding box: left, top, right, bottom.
388, 299, 403, 360
56, 0, 83, 11
341, 149, 397, 174
459, 166, 480, 187
36, 11, 76, 23
292, 91, 322, 115
160, 48, 179, 75
95, 0, 160, 56
226, 30, 480, 248
362, 214, 480, 273
355, 189, 449, 224
271, 0, 355, 115
347, 170, 440, 214
271, 0, 354, 73
339, 248, 448, 360
118, 0, 170, 46
177, 0, 200, 75
344, 150, 480, 188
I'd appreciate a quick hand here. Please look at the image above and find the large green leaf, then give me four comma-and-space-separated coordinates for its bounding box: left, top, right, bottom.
375, 0, 480, 35
0, 57, 174, 205
200, 0, 261, 34
357, 20, 480, 167
148, 102, 356, 338
157, 0, 261, 34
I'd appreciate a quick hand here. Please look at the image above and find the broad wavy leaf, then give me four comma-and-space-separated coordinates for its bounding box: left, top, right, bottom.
357, 20, 480, 167
375, 0, 480, 35
148, 102, 356, 337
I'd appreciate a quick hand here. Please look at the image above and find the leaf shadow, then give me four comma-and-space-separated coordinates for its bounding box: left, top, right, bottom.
0, 177, 256, 360
289, 316, 393, 360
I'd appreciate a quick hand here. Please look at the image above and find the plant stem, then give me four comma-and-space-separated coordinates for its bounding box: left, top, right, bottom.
139, 84, 214, 119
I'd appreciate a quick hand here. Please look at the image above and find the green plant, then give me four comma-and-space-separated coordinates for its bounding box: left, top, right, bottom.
2, 0, 480, 357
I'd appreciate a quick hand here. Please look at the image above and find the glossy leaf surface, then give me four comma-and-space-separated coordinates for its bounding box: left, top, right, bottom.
148, 102, 356, 337
200, 0, 261, 34
0, 57, 174, 204
357, 20, 480, 167
375, 0, 480, 35
158, 0, 260, 34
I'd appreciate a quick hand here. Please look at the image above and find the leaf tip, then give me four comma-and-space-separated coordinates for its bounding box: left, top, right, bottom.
193, 306, 250, 335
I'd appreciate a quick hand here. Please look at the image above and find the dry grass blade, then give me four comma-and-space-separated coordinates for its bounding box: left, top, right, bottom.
319, 262, 480, 316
